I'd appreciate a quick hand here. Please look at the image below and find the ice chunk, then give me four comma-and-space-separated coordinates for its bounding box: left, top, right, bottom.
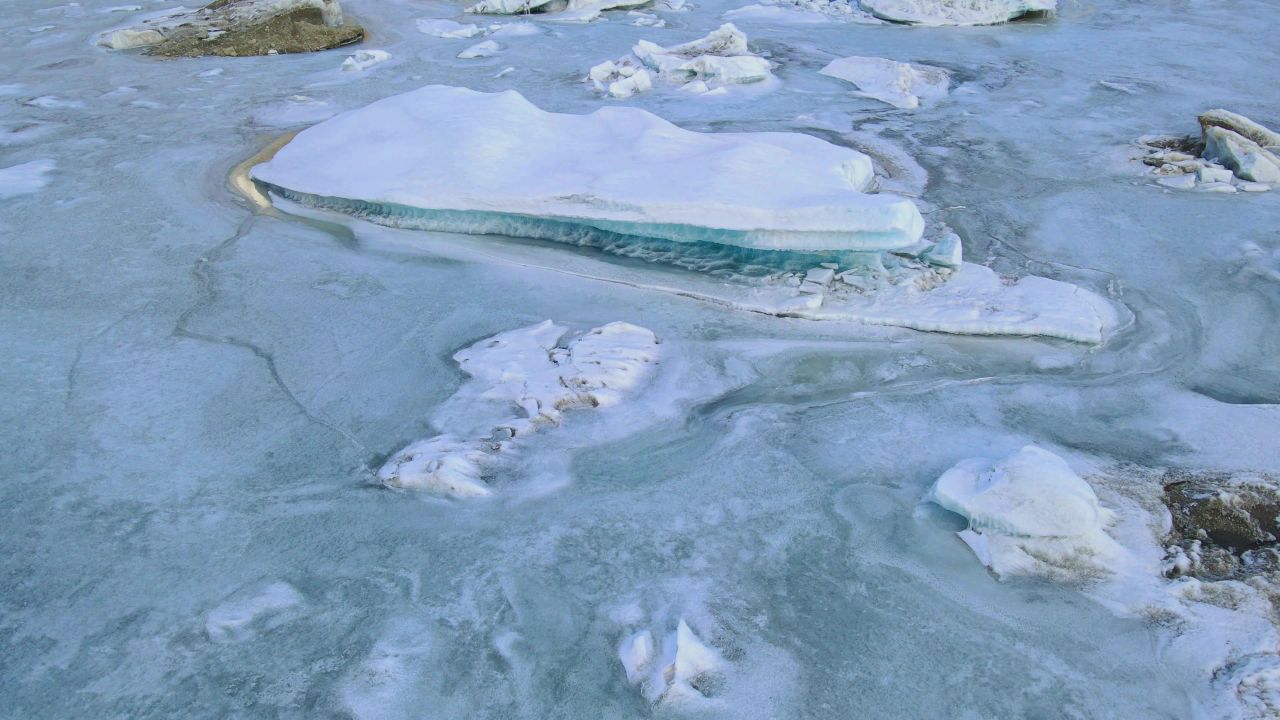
860, 0, 1056, 26
457, 39, 500, 58
925, 446, 1119, 578
340, 49, 390, 72
620, 618, 723, 705
0, 158, 55, 199
591, 24, 774, 97
252, 85, 924, 253
819, 55, 950, 110
416, 18, 484, 37
1202, 126, 1280, 184
1199, 108, 1280, 149
377, 321, 661, 497
619, 629, 654, 682
205, 581, 304, 643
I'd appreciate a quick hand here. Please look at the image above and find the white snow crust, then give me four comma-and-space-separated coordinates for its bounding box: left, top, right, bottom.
0, 158, 54, 199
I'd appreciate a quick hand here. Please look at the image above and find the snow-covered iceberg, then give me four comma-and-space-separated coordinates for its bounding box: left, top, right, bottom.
925, 445, 1121, 578
819, 55, 949, 109
379, 320, 661, 497
859, 0, 1055, 26
252, 85, 925, 253
588, 24, 774, 98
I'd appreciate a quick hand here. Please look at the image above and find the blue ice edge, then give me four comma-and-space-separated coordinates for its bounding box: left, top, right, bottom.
257, 182, 941, 275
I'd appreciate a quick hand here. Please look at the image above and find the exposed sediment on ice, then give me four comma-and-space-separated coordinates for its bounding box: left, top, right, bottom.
378, 321, 661, 497
1137, 109, 1279, 192
97, 0, 364, 56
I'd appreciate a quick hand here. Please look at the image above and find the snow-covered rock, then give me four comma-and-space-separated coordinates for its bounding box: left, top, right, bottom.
97, 0, 362, 56
378, 321, 661, 497
925, 445, 1120, 578
819, 55, 949, 109
859, 0, 1055, 26
252, 85, 924, 253
589, 24, 773, 98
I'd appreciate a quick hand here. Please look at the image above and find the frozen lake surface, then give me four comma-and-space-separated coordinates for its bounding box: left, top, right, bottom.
2, 0, 1279, 717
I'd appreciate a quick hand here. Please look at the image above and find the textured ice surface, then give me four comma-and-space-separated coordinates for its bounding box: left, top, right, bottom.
860, 0, 1055, 26
378, 320, 661, 497
820, 55, 949, 109
5, 0, 1280, 718
253, 85, 925, 252
0, 158, 54, 199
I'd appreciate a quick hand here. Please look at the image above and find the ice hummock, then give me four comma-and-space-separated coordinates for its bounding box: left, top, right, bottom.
379, 320, 661, 497
819, 55, 950, 110
925, 445, 1120, 578
587, 23, 775, 99
860, 0, 1056, 26
251, 85, 926, 254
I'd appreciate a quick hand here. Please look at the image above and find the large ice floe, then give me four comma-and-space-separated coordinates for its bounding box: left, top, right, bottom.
253, 85, 1120, 343
819, 55, 950, 110
587, 24, 773, 98
587, 24, 775, 99
923, 447, 1280, 719
1137, 109, 1279, 193
859, 0, 1055, 26
378, 321, 661, 498
96, 0, 364, 56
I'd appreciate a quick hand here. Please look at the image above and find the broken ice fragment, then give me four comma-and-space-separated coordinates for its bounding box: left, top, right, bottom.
860, 0, 1056, 26
819, 55, 950, 110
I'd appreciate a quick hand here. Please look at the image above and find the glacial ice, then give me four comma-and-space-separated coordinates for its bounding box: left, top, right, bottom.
819, 55, 950, 110
252, 85, 925, 253
860, 0, 1056, 26
588, 24, 774, 98
378, 320, 661, 497
0, 158, 54, 199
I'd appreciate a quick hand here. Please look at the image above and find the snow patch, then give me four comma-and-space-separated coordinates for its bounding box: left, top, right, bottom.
0, 158, 55, 199
820, 55, 950, 110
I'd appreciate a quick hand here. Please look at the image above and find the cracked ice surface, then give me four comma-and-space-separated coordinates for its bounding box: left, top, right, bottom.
4, 0, 1280, 718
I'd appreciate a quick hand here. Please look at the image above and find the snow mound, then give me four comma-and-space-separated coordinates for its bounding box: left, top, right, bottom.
588, 24, 773, 98
252, 85, 924, 253
379, 321, 661, 497
859, 0, 1055, 26
820, 55, 949, 109
0, 158, 55, 199
925, 446, 1120, 578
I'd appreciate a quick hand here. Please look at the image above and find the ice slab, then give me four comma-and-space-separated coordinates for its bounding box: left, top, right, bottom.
252, 85, 924, 253
820, 55, 950, 109
860, 0, 1055, 26
378, 321, 661, 497
0, 158, 55, 199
